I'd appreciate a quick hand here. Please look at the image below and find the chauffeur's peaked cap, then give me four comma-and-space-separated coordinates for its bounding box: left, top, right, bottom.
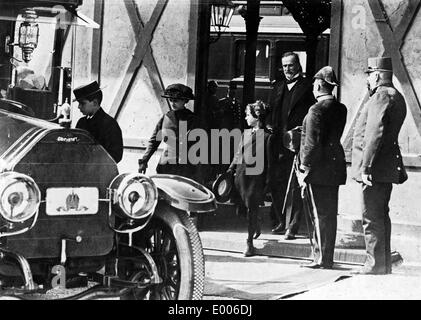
73, 81, 102, 102
365, 57, 393, 73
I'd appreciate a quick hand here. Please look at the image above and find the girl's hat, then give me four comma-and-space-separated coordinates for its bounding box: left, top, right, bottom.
162, 83, 195, 100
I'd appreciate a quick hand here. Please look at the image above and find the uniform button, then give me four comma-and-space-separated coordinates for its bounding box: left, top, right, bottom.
397, 167, 401, 171
333, 157, 336, 160
396, 155, 400, 158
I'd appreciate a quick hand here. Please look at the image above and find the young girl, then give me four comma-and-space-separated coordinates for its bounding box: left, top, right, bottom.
227, 100, 275, 257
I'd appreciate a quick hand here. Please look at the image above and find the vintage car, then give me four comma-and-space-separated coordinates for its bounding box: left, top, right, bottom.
0, 0, 216, 300
0, 100, 216, 300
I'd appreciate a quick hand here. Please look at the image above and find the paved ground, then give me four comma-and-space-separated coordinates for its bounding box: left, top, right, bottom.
4, 248, 420, 301
203, 249, 356, 300
203, 249, 421, 300
289, 263, 421, 300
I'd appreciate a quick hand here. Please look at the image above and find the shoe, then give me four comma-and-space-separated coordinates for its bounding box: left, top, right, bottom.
284, 229, 296, 240
254, 217, 262, 239
271, 222, 285, 234
301, 262, 333, 269
244, 241, 255, 257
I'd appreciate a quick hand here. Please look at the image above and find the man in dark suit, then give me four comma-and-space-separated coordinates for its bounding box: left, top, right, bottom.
298, 66, 347, 269
74, 81, 123, 163
351, 57, 408, 275
267, 52, 316, 239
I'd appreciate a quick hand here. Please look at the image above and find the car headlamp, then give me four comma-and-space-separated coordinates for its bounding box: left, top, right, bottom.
0, 172, 41, 223
109, 173, 158, 220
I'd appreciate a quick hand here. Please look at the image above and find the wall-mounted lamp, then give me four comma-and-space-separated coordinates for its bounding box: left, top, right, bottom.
5, 9, 39, 63
210, 0, 236, 44
18, 9, 39, 63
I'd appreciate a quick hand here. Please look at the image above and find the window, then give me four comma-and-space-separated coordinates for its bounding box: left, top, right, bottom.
235, 40, 271, 78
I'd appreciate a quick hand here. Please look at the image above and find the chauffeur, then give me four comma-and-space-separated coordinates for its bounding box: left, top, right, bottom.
351, 57, 408, 275
298, 66, 347, 269
74, 81, 123, 163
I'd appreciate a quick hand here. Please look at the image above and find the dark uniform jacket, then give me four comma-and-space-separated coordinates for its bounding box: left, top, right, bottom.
140, 108, 199, 179
76, 107, 123, 163
351, 83, 408, 184
228, 129, 275, 208
300, 96, 347, 186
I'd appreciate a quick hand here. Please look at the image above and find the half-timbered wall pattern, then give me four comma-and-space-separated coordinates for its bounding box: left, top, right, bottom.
339, 0, 421, 166
333, 0, 421, 226
72, 0, 198, 173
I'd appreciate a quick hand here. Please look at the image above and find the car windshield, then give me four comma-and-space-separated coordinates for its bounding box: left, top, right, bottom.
0, 108, 58, 156
0, 3, 98, 120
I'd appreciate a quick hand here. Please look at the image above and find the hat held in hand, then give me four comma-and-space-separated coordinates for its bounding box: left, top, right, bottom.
212, 171, 234, 203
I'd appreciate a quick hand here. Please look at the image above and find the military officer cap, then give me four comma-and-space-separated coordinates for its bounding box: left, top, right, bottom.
313, 66, 339, 86
162, 83, 195, 100
365, 57, 393, 73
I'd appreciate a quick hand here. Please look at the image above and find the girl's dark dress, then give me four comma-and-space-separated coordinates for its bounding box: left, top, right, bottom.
229, 128, 275, 240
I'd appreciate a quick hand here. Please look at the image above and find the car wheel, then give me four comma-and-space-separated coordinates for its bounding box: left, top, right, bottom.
124, 205, 205, 300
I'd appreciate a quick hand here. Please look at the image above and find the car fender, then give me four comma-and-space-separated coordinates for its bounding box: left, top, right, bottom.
150, 174, 216, 213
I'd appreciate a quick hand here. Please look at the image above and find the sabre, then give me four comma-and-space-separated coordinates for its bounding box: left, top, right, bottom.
307, 184, 323, 264
293, 156, 317, 257
280, 154, 297, 218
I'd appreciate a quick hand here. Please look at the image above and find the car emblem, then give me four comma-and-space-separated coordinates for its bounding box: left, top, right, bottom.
57, 136, 79, 143
57, 190, 88, 213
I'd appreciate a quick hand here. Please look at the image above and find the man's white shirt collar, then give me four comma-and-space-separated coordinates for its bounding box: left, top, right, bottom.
286, 73, 301, 90
316, 94, 334, 102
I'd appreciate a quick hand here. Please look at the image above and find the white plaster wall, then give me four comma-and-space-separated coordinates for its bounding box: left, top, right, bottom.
68, 0, 198, 173
337, 0, 421, 226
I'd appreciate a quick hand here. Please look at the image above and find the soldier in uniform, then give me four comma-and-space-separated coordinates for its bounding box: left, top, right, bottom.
351, 57, 408, 275
298, 66, 347, 269
74, 81, 123, 163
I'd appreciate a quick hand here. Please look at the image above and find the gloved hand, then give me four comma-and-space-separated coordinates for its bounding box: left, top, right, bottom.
138, 160, 148, 174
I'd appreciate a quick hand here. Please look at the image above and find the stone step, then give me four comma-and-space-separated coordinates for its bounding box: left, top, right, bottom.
196, 202, 403, 265
199, 231, 402, 266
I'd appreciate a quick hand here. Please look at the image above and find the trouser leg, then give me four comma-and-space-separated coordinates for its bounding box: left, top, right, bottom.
384, 189, 392, 273
270, 182, 287, 226
310, 185, 338, 266
247, 206, 258, 242
361, 183, 393, 273
286, 175, 303, 234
